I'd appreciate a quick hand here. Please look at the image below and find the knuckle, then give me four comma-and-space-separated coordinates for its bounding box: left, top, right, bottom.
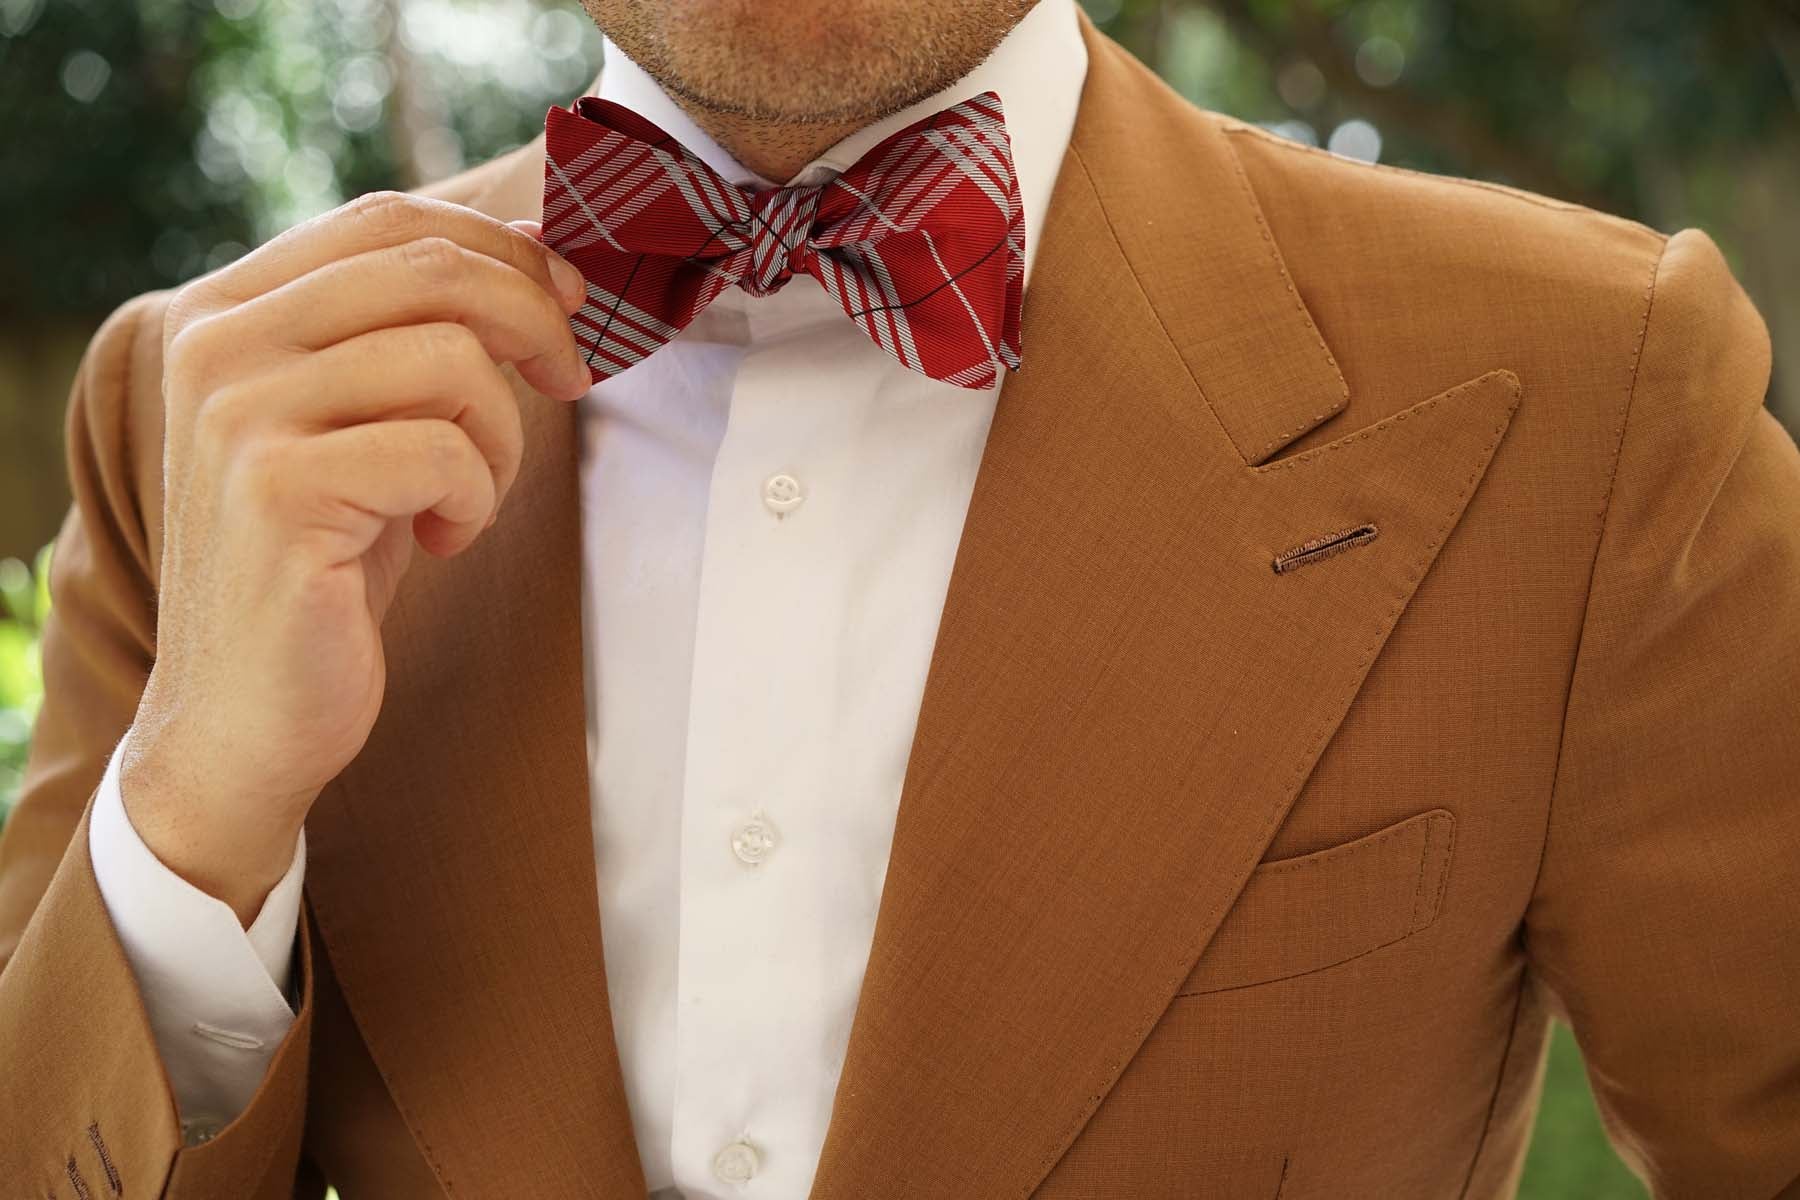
192, 381, 257, 446
344, 189, 419, 239
440, 426, 491, 497
413, 321, 482, 375
163, 313, 229, 398
497, 223, 550, 280
427, 424, 489, 511
162, 282, 210, 340
427, 420, 475, 470
400, 235, 466, 283
164, 307, 212, 364
231, 437, 293, 511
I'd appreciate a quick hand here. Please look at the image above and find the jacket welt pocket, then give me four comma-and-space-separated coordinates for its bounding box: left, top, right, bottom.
1175, 808, 1456, 997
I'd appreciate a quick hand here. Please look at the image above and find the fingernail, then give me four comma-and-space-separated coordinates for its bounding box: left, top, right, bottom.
547, 253, 585, 313
566, 358, 594, 400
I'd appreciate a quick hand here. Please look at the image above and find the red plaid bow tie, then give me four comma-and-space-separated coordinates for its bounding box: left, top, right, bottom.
540, 91, 1023, 390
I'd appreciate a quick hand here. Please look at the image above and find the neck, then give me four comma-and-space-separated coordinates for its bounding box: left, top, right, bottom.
675, 106, 865, 186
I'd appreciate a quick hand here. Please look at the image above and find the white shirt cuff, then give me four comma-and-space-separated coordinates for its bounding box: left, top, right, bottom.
88, 727, 306, 1139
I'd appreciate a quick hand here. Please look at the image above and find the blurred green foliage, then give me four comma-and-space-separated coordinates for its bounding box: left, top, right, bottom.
1091, 0, 1796, 227
0, 544, 51, 829
0, 0, 603, 323
0, 0, 249, 317
1521, 1023, 1648, 1198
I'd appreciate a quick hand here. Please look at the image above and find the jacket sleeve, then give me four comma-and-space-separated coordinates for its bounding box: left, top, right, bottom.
1524, 227, 1800, 1198
0, 291, 318, 1199
88, 724, 308, 1140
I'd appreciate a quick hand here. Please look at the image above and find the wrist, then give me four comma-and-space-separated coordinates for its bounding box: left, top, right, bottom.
122, 794, 304, 927
119, 732, 312, 926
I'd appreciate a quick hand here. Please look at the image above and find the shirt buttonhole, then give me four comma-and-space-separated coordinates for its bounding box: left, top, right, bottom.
192, 1019, 265, 1050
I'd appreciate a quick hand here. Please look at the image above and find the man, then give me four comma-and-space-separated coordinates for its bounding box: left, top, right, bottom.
1, 0, 1796, 1195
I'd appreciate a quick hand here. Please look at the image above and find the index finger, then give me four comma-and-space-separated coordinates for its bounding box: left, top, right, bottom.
199, 190, 583, 311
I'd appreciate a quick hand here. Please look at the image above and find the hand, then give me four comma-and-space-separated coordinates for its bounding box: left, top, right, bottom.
119, 191, 590, 924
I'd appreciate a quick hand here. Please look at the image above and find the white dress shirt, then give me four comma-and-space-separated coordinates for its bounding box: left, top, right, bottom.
87, 2, 1086, 1193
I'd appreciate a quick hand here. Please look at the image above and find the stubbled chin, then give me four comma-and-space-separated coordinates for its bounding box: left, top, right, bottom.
613, 0, 1016, 125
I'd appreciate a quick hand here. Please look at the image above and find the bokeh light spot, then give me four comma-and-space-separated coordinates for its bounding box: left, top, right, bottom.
1263, 119, 1319, 147
1354, 35, 1406, 88
1327, 118, 1383, 162
1276, 60, 1326, 110
59, 49, 110, 103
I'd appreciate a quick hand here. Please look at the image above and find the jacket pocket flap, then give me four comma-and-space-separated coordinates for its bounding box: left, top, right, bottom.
1176, 808, 1456, 997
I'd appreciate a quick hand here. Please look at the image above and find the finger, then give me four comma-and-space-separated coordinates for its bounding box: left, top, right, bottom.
204, 191, 587, 314
274, 418, 497, 559
231, 237, 591, 401
208, 323, 526, 520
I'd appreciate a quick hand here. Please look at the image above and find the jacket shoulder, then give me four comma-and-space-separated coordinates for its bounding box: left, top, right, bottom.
1205, 113, 1682, 433
1208, 113, 1775, 556
1213, 113, 1667, 265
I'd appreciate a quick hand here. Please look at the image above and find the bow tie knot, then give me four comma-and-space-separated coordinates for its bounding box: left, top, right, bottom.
541, 90, 1024, 389
737, 185, 823, 298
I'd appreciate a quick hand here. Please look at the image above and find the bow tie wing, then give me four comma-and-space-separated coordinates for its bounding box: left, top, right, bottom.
809, 91, 1024, 390
542, 99, 752, 383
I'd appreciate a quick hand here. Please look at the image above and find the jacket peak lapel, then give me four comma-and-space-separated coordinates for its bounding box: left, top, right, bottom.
808, 19, 1520, 1200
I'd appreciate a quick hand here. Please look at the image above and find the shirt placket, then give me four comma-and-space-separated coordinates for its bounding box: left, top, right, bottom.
669, 282, 861, 1197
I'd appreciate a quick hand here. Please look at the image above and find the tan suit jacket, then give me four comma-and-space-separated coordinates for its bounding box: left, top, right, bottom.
4, 16, 1798, 1199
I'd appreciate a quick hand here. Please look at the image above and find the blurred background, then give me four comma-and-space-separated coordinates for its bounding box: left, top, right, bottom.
3, 1, 1797, 1194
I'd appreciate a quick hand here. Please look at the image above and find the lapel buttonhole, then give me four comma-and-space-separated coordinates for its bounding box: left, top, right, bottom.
1271, 523, 1379, 575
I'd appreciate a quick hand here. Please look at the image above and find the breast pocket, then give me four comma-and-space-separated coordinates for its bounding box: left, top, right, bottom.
1175, 808, 1456, 997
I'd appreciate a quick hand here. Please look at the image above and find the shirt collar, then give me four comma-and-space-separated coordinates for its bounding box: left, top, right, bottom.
587, 0, 1086, 285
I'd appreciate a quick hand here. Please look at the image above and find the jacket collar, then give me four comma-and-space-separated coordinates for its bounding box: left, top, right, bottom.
300, 12, 1518, 1197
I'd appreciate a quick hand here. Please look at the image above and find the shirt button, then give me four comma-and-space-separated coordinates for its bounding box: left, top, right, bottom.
731, 811, 778, 866
712, 1136, 760, 1184
181, 1117, 222, 1146
762, 472, 804, 515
